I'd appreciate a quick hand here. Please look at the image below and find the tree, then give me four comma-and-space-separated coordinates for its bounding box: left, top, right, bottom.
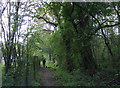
38, 2, 120, 74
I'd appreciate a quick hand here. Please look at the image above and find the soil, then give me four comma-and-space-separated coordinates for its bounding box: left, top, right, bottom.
40, 67, 59, 86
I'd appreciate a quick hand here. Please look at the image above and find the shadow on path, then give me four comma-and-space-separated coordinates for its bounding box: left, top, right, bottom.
40, 67, 59, 86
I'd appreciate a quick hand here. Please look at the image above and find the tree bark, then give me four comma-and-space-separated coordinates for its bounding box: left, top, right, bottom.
80, 42, 98, 75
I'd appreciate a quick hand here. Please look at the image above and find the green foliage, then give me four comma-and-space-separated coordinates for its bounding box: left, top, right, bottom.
53, 68, 120, 86
31, 70, 41, 86
1, 2, 120, 86
31, 81, 40, 86
2, 64, 24, 86
53, 69, 98, 86
2, 73, 14, 86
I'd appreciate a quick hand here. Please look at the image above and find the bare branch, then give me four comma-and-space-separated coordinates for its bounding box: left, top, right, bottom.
102, 22, 120, 28
0, 2, 8, 14
74, 3, 120, 34
35, 16, 58, 27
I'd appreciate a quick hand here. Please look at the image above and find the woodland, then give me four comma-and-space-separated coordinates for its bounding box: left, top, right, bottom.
0, 1, 120, 87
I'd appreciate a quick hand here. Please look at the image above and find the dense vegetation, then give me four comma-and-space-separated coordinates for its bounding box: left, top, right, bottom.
0, 1, 120, 87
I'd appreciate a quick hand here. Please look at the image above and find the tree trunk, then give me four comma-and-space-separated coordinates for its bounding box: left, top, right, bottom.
65, 37, 74, 72
80, 43, 98, 75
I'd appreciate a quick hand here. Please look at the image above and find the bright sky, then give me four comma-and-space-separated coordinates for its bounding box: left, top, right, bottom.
0, 1, 56, 44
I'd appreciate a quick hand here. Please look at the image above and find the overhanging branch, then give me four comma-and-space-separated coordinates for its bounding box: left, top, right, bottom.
35, 16, 58, 27
94, 22, 120, 33
102, 22, 120, 28
74, 3, 120, 34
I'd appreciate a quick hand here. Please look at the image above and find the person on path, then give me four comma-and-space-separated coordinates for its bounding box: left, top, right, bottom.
42, 56, 46, 67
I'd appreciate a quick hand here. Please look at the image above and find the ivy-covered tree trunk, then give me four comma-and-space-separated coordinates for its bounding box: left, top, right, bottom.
70, 9, 98, 74
60, 22, 75, 72
80, 42, 98, 75
65, 38, 74, 72
5, 53, 11, 73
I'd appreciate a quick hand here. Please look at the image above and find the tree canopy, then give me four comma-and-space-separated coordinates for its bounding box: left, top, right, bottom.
0, 1, 120, 87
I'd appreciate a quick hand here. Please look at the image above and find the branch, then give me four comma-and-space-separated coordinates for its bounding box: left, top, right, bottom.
73, 3, 101, 26
35, 16, 58, 27
1, 2, 8, 14
94, 22, 120, 35
102, 22, 120, 28
74, 3, 120, 33
42, 29, 54, 32
112, 3, 120, 17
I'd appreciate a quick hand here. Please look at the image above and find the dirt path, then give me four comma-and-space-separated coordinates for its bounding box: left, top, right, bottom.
40, 67, 59, 86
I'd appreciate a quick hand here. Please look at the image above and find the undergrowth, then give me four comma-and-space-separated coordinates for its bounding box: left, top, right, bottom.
53, 68, 120, 86
2, 64, 41, 86
31, 70, 41, 86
